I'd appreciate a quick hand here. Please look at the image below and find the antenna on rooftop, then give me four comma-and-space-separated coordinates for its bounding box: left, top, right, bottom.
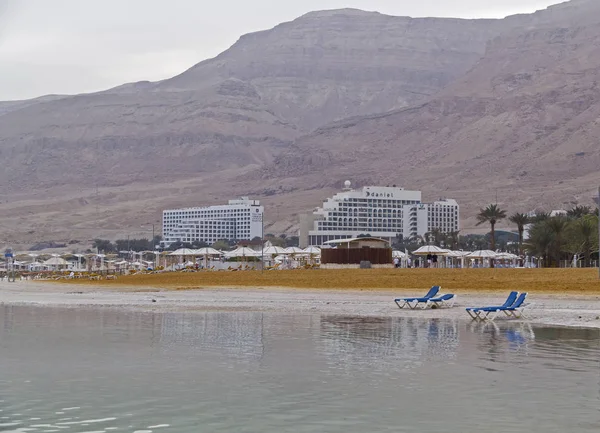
343, 180, 352, 191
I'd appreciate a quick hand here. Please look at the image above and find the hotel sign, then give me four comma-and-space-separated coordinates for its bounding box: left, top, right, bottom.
251, 208, 263, 223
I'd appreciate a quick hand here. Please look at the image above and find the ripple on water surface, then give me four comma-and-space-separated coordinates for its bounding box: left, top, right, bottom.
0, 307, 598, 433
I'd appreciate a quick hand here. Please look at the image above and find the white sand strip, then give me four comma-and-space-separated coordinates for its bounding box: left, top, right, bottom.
1, 281, 599, 328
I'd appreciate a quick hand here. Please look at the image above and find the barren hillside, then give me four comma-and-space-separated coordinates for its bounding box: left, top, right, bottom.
1, 0, 599, 248
263, 17, 600, 229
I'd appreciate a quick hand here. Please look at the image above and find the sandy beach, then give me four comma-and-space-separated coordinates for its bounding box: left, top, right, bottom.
1, 279, 600, 328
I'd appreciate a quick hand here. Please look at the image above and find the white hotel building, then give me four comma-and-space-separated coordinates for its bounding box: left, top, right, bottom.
300, 182, 459, 247
161, 197, 264, 247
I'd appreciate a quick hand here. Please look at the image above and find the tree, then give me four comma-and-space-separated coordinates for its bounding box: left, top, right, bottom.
191, 240, 210, 249
285, 236, 300, 248
532, 212, 551, 223
476, 204, 507, 263
264, 234, 286, 247
567, 205, 592, 219
446, 231, 461, 250
567, 215, 599, 267
424, 228, 444, 246
163, 241, 194, 251
509, 213, 530, 262
92, 239, 115, 253
544, 216, 570, 267
212, 240, 232, 251
526, 221, 554, 265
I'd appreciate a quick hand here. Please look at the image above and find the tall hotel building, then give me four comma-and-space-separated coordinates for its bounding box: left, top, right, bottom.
299, 182, 459, 247
162, 197, 264, 247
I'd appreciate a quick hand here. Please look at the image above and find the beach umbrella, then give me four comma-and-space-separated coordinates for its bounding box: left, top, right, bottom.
224, 247, 261, 259
261, 246, 287, 267
392, 250, 407, 258
445, 251, 471, 268
467, 250, 497, 258
169, 248, 196, 256
263, 246, 287, 255
285, 247, 304, 255
192, 247, 223, 269
302, 246, 321, 266
43, 256, 68, 271
495, 252, 517, 259
193, 247, 223, 256
412, 246, 449, 255
303, 246, 321, 255
467, 250, 497, 268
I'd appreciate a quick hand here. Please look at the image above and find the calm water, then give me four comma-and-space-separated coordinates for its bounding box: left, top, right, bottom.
0, 307, 599, 433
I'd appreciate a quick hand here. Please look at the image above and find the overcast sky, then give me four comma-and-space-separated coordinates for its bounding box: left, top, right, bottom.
0, 0, 559, 101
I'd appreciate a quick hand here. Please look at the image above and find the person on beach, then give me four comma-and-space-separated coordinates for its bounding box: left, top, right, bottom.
393, 257, 400, 268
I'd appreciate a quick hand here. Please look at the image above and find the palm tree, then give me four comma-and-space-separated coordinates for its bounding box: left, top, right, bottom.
532, 212, 551, 223
567, 205, 592, 219
476, 204, 507, 268
446, 231, 461, 250
545, 216, 570, 267
568, 215, 599, 267
525, 221, 554, 266
476, 204, 507, 250
509, 212, 530, 265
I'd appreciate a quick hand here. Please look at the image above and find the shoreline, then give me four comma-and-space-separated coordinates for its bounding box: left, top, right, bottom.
1, 281, 600, 329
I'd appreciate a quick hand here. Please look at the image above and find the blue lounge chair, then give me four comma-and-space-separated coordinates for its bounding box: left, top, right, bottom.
502, 293, 532, 319
466, 291, 518, 320
474, 293, 529, 321
425, 293, 457, 309
395, 286, 440, 309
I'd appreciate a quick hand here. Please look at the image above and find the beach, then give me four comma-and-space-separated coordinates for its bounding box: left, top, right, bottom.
1, 272, 600, 328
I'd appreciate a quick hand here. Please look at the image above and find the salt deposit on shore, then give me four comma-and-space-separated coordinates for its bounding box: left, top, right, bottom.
1, 280, 599, 328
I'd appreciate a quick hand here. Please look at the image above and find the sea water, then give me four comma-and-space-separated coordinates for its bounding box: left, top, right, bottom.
0, 306, 598, 432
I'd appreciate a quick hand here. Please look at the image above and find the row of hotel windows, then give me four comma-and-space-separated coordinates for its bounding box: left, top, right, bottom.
315, 227, 406, 233
327, 210, 406, 217
165, 208, 253, 214
163, 209, 255, 220
339, 198, 421, 204
164, 219, 252, 229
336, 201, 420, 208
165, 217, 252, 223
166, 231, 250, 240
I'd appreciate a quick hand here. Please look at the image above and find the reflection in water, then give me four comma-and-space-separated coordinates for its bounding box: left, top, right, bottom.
319, 316, 459, 369
0, 306, 599, 433
160, 312, 265, 362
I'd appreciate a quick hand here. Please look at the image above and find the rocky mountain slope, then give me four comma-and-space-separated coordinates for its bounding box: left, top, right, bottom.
0, 9, 504, 191
263, 6, 600, 227
1, 0, 599, 247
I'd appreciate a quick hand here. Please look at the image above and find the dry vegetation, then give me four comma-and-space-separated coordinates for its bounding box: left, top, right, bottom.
57, 268, 600, 294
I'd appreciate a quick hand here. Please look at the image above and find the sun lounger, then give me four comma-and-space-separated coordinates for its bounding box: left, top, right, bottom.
501, 293, 532, 319
476, 293, 527, 321
394, 286, 441, 309
469, 292, 530, 321
425, 293, 457, 309
466, 291, 518, 320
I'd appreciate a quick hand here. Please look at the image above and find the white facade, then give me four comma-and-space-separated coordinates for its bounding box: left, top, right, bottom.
427, 199, 460, 234
303, 183, 459, 246
162, 197, 264, 247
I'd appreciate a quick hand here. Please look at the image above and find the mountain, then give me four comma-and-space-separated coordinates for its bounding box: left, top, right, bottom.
0, 10, 504, 191
263, 3, 600, 230
0, 0, 599, 247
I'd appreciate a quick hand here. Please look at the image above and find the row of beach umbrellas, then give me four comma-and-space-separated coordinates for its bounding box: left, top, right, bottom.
409, 245, 519, 260
169, 246, 322, 259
